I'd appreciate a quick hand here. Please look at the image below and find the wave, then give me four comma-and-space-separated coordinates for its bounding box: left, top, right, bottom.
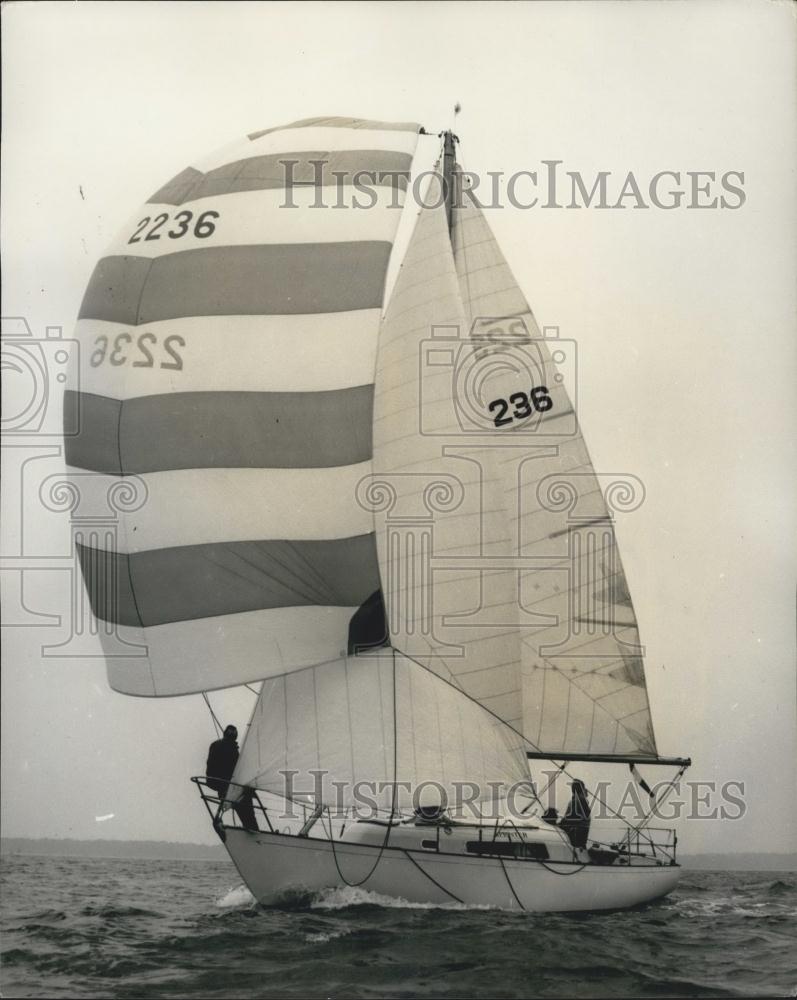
78, 902, 158, 919
304, 927, 353, 943
671, 895, 797, 920
3, 858, 795, 999
767, 878, 796, 895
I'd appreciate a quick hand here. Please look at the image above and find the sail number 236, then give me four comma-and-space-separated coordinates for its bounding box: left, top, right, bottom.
488, 386, 553, 427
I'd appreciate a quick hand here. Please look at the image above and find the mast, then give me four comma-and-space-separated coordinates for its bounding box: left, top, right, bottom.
442, 130, 458, 234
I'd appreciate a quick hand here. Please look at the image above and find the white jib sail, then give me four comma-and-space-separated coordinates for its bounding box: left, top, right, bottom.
232, 650, 530, 811
370, 171, 529, 743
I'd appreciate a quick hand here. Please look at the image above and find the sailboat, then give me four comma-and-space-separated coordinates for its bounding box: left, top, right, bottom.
65, 115, 690, 911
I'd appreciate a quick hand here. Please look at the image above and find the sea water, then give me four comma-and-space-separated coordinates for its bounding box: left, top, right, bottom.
1, 856, 795, 998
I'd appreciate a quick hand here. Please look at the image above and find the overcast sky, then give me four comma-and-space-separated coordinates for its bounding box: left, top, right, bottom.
2, 0, 795, 853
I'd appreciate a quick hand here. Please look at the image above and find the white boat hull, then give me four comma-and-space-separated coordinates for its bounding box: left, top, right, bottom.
223, 828, 682, 912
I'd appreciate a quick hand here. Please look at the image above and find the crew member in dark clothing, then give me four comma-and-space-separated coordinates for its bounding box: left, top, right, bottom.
205, 725, 259, 832
559, 778, 591, 849
206, 725, 239, 799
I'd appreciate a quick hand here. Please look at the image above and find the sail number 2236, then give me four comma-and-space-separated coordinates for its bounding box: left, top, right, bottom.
89, 332, 185, 370
127, 210, 219, 243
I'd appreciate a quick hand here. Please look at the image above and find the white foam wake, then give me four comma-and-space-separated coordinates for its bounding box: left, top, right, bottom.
215, 884, 255, 909
310, 884, 496, 911
214, 881, 498, 911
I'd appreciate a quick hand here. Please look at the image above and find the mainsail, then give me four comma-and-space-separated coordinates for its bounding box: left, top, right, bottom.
451, 180, 657, 757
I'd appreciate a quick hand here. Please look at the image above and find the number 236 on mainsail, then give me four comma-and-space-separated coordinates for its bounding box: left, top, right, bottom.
66, 116, 690, 911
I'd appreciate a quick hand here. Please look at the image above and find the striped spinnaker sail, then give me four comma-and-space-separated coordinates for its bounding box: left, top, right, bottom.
66, 118, 421, 695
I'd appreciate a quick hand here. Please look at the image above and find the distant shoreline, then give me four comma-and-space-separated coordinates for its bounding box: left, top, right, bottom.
1, 838, 227, 862
1, 838, 795, 871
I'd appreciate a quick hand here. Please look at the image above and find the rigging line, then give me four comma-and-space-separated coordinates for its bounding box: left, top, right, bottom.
244, 683, 260, 696
402, 850, 465, 905
202, 692, 223, 737
498, 856, 526, 911
539, 858, 587, 876
323, 649, 400, 888
521, 762, 566, 814
629, 764, 688, 836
